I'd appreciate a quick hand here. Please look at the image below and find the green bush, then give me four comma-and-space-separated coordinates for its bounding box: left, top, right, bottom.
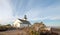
0, 26, 7, 31
0, 24, 12, 31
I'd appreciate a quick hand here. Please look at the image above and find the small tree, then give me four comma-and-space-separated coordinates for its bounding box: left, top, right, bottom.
0, 24, 1, 26
6, 24, 11, 26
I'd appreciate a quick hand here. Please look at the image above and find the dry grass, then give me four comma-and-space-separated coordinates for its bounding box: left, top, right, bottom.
0, 22, 59, 35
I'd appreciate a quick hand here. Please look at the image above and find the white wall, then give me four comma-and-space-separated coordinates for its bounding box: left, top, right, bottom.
20, 24, 29, 28
13, 19, 30, 28
13, 19, 22, 28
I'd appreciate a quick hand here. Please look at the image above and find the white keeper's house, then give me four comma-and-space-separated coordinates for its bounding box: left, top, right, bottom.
13, 15, 31, 28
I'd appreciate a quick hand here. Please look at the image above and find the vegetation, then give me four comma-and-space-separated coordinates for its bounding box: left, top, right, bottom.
0, 22, 59, 35
29, 29, 39, 35
20, 22, 51, 35
0, 24, 15, 31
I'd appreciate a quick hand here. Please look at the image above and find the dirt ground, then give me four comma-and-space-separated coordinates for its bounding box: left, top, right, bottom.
0, 30, 27, 35
51, 28, 60, 35
0, 28, 60, 35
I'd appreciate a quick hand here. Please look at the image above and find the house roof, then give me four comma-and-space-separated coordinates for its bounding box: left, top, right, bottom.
18, 19, 31, 24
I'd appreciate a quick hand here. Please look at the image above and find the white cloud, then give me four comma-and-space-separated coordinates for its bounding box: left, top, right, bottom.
0, 0, 60, 25
0, 0, 14, 24
27, 16, 60, 21
26, 2, 60, 21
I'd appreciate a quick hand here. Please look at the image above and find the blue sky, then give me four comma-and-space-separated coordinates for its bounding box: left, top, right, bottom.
0, 0, 60, 26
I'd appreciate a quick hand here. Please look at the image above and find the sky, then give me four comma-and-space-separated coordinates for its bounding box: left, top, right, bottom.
0, 0, 60, 26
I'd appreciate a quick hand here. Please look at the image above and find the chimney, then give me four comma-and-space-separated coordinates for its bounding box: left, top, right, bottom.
24, 15, 27, 20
